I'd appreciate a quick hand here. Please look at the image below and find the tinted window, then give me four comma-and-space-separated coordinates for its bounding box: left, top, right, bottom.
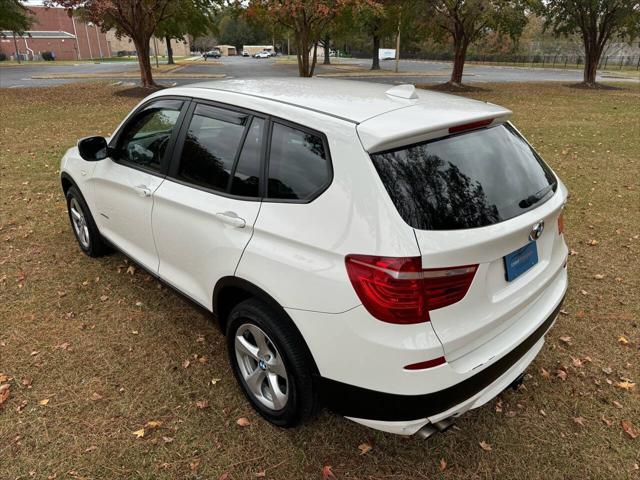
230, 117, 264, 197
370, 124, 557, 230
178, 105, 248, 191
267, 123, 330, 200
118, 100, 183, 171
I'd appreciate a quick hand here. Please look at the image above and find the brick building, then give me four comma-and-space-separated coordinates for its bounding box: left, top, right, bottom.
1, 6, 109, 60
0, 5, 191, 61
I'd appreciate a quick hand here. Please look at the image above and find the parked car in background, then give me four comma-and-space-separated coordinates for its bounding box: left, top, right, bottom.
203, 50, 221, 59
254, 51, 271, 58
60, 79, 568, 437
242, 50, 250, 57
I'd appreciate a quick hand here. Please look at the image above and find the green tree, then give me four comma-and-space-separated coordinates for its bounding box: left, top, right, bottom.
425, 0, 528, 85
0, 0, 34, 63
538, 0, 640, 87
49, 0, 211, 87
248, 0, 370, 77
157, 0, 216, 64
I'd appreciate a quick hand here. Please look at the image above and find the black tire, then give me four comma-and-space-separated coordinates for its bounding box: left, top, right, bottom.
65, 185, 110, 257
226, 298, 319, 427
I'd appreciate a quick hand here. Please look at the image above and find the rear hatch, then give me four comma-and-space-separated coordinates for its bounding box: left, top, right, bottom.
364, 118, 567, 364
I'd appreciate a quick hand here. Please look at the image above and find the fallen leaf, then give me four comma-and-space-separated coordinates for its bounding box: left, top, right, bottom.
593, 274, 604, 280
479, 440, 492, 451
100, 295, 108, 301
217, 473, 228, 480
145, 420, 162, 429
321, 465, 336, 479
613, 400, 623, 409
237, 417, 251, 427
162, 436, 174, 443
540, 367, 550, 379
196, 335, 205, 343
587, 239, 599, 246
255, 470, 266, 478
439, 458, 447, 472
358, 442, 372, 455
601, 416, 613, 427
540, 409, 547, 417
196, 399, 209, 409
126, 265, 136, 275
0, 373, 9, 382
559, 335, 572, 345
572, 357, 583, 368
495, 399, 503, 412
16, 399, 28, 413
54, 342, 70, 351
621, 420, 638, 439
556, 369, 568, 381
132, 428, 145, 438
618, 336, 629, 346
210, 378, 221, 385
615, 381, 636, 391
84, 445, 98, 453
90, 392, 103, 401
602, 366, 613, 375
182, 359, 190, 369
573, 416, 586, 426
0, 384, 9, 405
21, 378, 32, 387
198, 356, 208, 364
39, 398, 49, 405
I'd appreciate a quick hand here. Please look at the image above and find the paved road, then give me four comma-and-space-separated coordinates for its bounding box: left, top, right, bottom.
1, 56, 637, 88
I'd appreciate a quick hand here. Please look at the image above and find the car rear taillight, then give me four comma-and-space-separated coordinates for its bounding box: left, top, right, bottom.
557, 212, 565, 235
345, 255, 478, 324
448, 118, 493, 134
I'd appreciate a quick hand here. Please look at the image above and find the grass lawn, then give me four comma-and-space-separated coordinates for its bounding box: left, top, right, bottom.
0, 82, 638, 480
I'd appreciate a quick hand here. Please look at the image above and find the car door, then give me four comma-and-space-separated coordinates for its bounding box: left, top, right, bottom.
92, 98, 188, 272
152, 102, 264, 308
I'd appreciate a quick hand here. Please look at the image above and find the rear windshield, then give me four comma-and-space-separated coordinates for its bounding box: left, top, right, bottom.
370, 124, 557, 230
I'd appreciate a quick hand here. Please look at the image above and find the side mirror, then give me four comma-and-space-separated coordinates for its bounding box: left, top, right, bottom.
78, 136, 108, 161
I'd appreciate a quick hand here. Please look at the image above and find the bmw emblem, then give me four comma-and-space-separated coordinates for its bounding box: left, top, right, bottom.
529, 221, 545, 241
258, 359, 267, 370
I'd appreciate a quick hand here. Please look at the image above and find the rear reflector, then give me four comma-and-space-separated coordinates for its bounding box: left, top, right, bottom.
404, 357, 446, 370
345, 255, 478, 324
557, 212, 565, 235
449, 118, 493, 134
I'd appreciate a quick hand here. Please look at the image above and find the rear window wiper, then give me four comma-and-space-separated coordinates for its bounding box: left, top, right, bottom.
518, 184, 554, 209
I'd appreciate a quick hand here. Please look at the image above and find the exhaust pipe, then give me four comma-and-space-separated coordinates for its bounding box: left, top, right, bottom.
416, 416, 455, 439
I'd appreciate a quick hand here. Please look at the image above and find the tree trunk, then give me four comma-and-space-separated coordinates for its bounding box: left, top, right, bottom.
371, 34, 380, 70
133, 36, 156, 88
12, 32, 21, 64
165, 36, 174, 65
323, 34, 330, 65
582, 39, 602, 86
309, 42, 318, 76
450, 38, 468, 85
295, 30, 313, 77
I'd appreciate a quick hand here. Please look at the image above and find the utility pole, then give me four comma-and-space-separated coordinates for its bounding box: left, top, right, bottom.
394, 8, 401, 73
153, 36, 159, 68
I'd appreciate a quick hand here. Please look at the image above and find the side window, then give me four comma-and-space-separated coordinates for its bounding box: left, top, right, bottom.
230, 117, 264, 197
267, 123, 330, 201
177, 104, 248, 192
118, 100, 183, 172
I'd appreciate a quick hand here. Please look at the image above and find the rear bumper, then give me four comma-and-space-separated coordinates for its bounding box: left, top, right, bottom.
317, 297, 563, 430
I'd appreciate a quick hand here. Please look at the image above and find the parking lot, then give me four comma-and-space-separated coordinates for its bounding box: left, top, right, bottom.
1, 55, 637, 88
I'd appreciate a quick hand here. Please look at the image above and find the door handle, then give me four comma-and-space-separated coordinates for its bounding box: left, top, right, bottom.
216, 211, 246, 228
134, 184, 152, 197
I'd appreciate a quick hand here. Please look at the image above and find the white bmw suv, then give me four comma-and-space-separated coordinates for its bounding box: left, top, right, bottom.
60, 79, 568, 436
